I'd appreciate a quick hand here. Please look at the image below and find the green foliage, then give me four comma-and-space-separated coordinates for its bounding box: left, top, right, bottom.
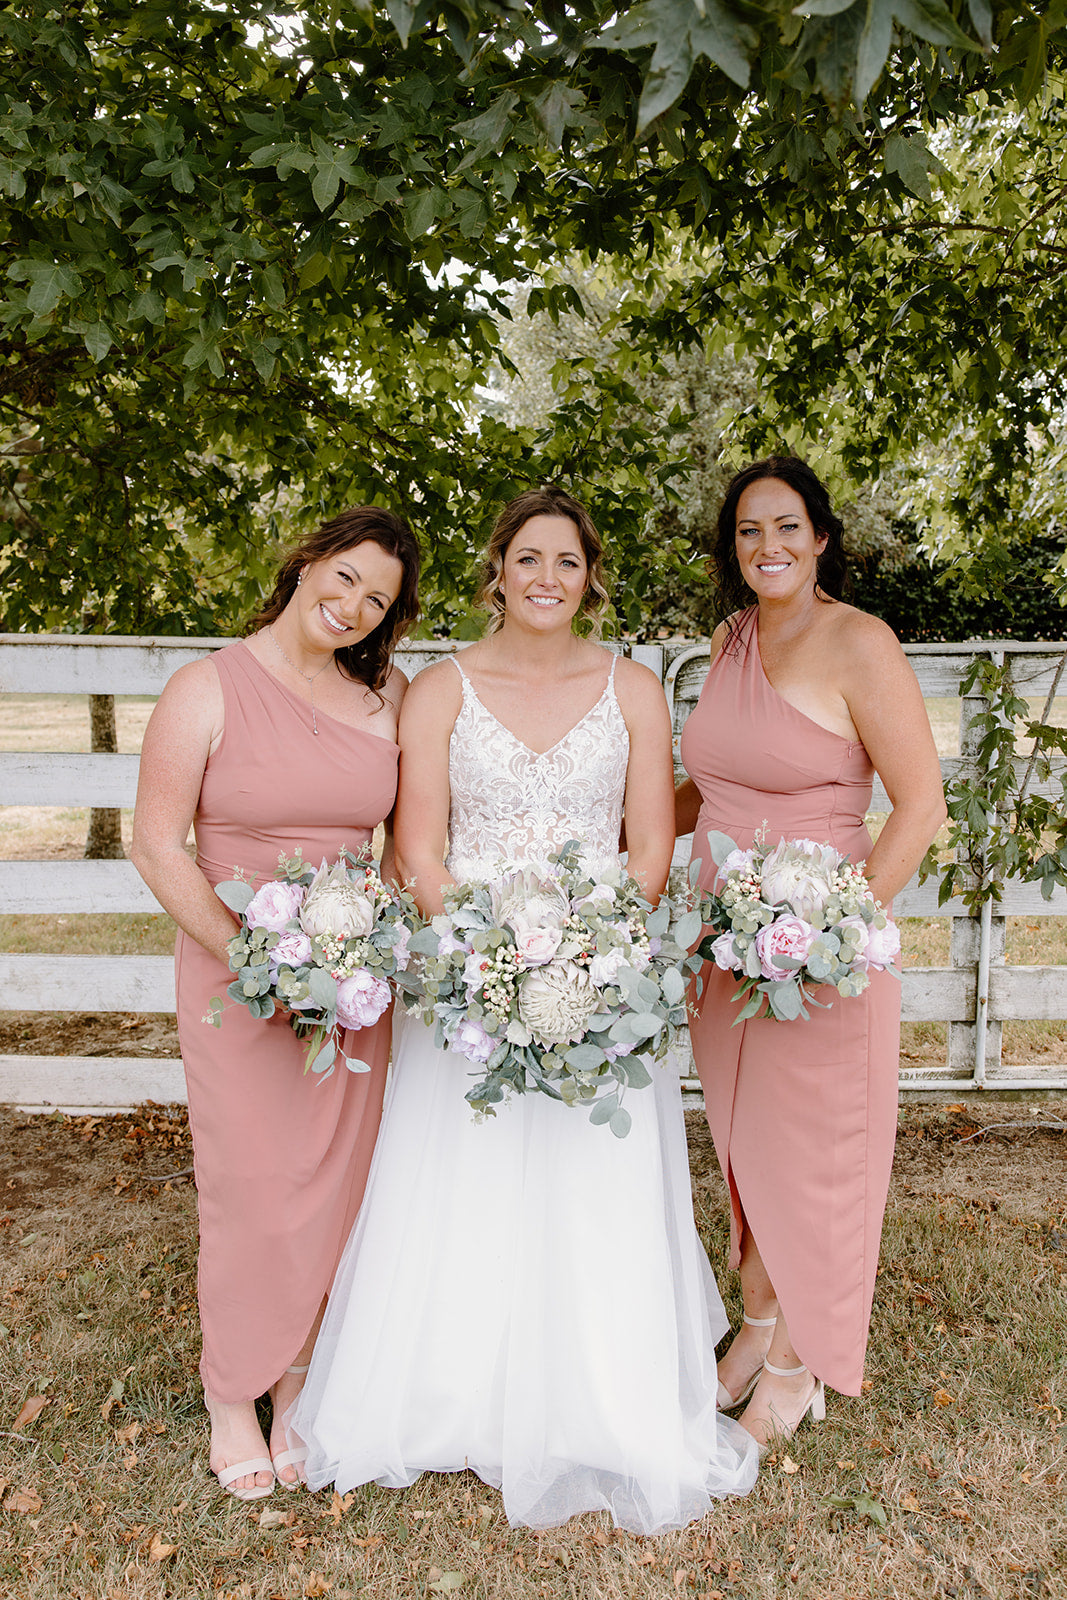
3, 2, 1067, 638
853, 534, 1067, 644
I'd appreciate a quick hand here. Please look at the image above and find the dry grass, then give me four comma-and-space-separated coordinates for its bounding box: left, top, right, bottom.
1, 1104, 1065, 1600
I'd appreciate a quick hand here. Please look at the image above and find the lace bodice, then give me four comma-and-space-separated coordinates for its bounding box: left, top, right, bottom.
446, 653, 629, 884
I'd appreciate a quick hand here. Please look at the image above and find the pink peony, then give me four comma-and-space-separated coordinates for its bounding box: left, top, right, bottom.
515, 925, 563, 967
391, 924, 411, 971
269, 929, 313, 971
452, 1017, 496, 1064
754, 916, 817, 981
245, 879, 305, 933
863, 918, 901, 971
334, 969, 391, 1030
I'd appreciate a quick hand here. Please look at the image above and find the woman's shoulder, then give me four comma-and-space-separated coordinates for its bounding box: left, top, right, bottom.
826, 602, 905, 659
398, 653, 465, 721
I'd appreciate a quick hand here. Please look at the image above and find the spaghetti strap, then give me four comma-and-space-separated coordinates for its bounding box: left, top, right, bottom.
449, 653, 468, 684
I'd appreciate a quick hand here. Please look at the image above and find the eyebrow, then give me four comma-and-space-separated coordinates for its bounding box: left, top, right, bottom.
338, 558, 393, 599
514, 545, 582, 557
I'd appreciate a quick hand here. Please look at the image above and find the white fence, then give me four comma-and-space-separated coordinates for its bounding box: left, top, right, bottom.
2, 634, 1066, 1110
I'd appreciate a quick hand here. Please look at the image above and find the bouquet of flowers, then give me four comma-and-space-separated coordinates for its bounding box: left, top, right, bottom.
207, 848, 418, 1079
396, 842, 705, 1138
695, 831, 901, 1023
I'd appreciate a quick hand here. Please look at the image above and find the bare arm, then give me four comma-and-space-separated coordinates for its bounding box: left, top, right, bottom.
129, 658, 239, 965
375, 666, 409, 887
841, 616, 947, 904
674, 622, 727, 837
392, 661, 462, 916
616, 660, 676, 902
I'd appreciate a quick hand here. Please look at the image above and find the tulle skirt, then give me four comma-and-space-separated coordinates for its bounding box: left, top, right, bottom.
290, 1010, 759, 1530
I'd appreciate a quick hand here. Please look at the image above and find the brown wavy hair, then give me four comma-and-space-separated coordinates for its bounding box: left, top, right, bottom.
249, 506, 420, 690
474, 487, 610, 635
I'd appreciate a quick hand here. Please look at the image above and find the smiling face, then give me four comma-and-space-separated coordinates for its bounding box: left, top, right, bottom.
296, 539, 406, 652
734, 478, 828, 602
498, 514, 588, 632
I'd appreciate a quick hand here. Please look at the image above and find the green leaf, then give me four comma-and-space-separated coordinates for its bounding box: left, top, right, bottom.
403, 187, 440, 240
529, 83, 584, 148
705, 830, 739, 870
609, 1106, 632, 1138
589, 1091, 620, 1125
307, 966, 338, 1008
672, 909, 703, 949
892, 0, 980, 53
83, 321, 113, 363
689, 0, 755, 89
884, 130, 935, 200
661, 965, 686, 1005
309, 1038, 336, 1075
855, 0, 893, 103
626, 1013, 664, 1041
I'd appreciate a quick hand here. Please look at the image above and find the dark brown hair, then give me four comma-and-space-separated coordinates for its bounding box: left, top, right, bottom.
249, 506, 420, 690
475, 486, 610, 635
711, 457, 849, 632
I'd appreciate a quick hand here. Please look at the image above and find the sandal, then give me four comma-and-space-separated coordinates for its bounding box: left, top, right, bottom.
214, 1456, 275, 1502
741, 1357, 826, 1458
716, 1313, 777, 1410
270, 1363, 310, 1489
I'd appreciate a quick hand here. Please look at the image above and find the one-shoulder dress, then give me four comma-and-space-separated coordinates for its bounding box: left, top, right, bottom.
291, 650, 759, 1531
680, 608, 900, 1397
174, 640, 399, 1404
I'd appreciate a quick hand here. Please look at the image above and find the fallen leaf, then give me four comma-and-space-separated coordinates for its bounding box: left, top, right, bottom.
780, 1455, 801, 1475
115, 1421, 140, 1446
427, 1575, 466, 1594
932, 1388, 955, 1407
13, 1395, 48, 1430
4, 1488, 42, 1515
351, 1535, 382, 1549
901, 1490, 921, 1512
304, 1576, 332, 1598
147, 1532, 177, 1563
326, 1489, 352, 1523
674, 1569, 690, 1589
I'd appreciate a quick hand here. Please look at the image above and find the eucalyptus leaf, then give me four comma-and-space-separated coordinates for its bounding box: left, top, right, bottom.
215, 879, 255, 914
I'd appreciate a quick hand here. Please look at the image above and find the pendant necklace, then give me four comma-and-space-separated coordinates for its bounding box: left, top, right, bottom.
265, 626, 334, 735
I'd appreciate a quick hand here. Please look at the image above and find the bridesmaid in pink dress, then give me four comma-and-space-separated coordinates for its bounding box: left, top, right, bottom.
676, 459, 945, 1453
131, 507, 419, 1499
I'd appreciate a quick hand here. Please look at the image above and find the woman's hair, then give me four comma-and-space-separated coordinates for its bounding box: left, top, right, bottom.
249, 506, 420, 690
475, 486, 611, 635
710, 457, 849, 630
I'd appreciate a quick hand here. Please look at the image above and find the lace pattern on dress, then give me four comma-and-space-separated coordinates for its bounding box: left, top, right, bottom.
445, 653, 628, 884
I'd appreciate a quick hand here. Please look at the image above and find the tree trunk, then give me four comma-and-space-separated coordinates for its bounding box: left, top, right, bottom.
84, 693, 125, 859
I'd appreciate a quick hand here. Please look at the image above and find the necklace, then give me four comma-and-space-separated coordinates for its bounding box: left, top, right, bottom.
265, 626, 334, 735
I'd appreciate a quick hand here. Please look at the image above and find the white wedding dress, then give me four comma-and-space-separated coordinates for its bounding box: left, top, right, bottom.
291, 653, 759, 1529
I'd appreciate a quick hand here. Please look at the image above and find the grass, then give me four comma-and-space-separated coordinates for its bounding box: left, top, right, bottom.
1, 1105, 1065, 1600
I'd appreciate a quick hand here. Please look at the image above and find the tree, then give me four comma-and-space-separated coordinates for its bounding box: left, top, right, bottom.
4, 1, 1067, 639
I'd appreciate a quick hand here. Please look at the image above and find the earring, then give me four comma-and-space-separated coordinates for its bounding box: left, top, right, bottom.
296, 570, 305, 586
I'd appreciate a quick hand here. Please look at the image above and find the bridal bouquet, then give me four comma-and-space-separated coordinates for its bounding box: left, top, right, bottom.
696, 831, 901, 1023
207, 848, 417, 1079
396, 842, 704, 1137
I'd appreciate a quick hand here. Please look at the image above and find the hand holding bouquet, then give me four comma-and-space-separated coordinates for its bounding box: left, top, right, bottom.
696, 831, 901, 1023
208, 848, 417, 1079
396, 842, 705, 1137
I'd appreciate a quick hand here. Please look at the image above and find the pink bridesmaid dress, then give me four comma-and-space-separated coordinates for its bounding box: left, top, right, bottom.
680, 607, 899, 1397
173, 640, 399, 1404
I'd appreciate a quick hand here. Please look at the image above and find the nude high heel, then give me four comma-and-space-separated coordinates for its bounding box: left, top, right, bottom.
743, 1357, 826, 1459
716, 1313, 778, 1410
270, 1363, 311, 1489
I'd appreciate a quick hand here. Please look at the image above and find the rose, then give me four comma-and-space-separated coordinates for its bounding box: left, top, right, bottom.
452, 1016, 496, 1064
391, 924, 411, 972
299, 860, 375, 940
709, 931, 742, 972
334, 969, 391, 1030
754, 916, 818, 981
268, 929, 313, 972
862, 917, 901, 971
716, 846, 757, 884
574, 883, 618, 913
759, 840, 838, 922
515, 926, 563, 967
462, 951, 494, 994
245, 879, 305, 933
518, 959, 601, 1046
588, 944, 631, 987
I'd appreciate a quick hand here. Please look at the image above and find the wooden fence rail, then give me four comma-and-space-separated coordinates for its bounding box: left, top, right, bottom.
2, 633, 1066, 1111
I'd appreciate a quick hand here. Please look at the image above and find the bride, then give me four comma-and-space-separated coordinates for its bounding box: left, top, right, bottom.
290, 487, 759, 1529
